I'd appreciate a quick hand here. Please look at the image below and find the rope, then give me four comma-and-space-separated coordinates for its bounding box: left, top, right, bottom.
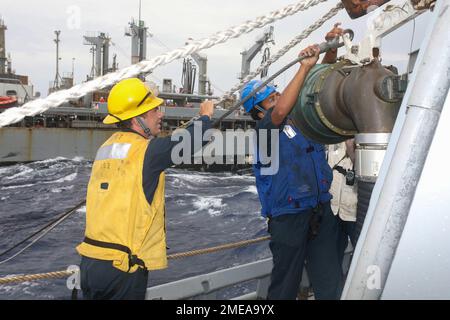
0, 0, 328, 128
167, 236, 271, 259
0, 236, 270, 285
179, 2, 344, 129
0, 271, 74, 285
219, 2, 344, 104
212, 27, 350, 126
0, 200, 86, 266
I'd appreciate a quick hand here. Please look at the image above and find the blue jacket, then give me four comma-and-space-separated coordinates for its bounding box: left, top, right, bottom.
254, 114, 332, 218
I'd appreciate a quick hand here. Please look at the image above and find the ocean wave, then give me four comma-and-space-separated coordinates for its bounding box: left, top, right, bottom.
51, 173, 78, 184
166, 173, 211, 184
187, 197, 227, 216
167, 185, 258, 204
71, 156, 86, 162
32, 157, 69, 165
219, 189, 255, 200
0, 280, 53, 299
76, 206, 87, 213
168, 171, 255, 185
174, 199, 186, 206
0, 165, 18, 176
34, 193, 51, 202
168, 177, 189, 189
1, 183, 36, 190
243, 185, 257, 195
206, 185, 258, 199
165, 192, 200, 200
51, 185, 75, 193
215, 174, 255, 182
3, 166, 34, 180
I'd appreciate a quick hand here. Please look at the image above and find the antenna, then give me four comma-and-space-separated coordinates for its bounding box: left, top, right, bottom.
139, 0, 142, 23
71, 57, 75, 79
89, 46, 96, 79
0, 17, 7, 74
52, 30, 63, 89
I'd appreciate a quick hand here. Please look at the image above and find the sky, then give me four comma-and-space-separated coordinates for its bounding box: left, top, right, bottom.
0, 0, 432, 98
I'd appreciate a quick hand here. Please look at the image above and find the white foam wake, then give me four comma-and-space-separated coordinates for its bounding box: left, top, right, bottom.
3, 166, 34, 180
1, 183, 35, 190
188, 197, 227, 217
51, 173, 77, 183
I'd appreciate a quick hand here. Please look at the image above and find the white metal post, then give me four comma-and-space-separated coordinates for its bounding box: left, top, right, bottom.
342, 0, 450, 299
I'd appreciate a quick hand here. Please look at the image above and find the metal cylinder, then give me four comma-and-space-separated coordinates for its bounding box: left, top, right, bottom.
290, 60, 402, 144
354, 133, 390, 182
290, 63, 346, 144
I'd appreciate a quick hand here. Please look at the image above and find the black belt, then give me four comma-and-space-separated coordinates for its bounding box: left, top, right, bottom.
83, 236, 146, 271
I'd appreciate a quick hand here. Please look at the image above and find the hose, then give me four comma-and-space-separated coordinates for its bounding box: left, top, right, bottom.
352, 181, 376, 245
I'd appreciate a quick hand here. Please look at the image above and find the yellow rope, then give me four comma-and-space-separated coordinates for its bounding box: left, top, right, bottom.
167, 236, 270, 259
0, 236, 270, 285
0, 270, 74, 285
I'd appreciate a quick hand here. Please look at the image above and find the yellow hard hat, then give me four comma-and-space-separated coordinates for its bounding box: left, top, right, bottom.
103, 78, 164, 124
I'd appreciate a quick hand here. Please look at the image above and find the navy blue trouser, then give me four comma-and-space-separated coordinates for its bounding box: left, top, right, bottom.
267, 202, 343, 300
80, 256, 149, 300
337, 217, 356, 290
338, 218, 356, 261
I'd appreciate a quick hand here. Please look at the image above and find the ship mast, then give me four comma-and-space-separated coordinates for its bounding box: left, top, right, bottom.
125, 0, 148, 65
0, 17, 7, 75
52, 30, 63, 90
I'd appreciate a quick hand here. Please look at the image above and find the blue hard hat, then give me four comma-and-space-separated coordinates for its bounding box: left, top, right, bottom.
241, 80, 277, 112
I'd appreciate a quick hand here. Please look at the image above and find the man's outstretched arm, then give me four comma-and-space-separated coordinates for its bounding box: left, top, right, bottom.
271, 45, 320, 127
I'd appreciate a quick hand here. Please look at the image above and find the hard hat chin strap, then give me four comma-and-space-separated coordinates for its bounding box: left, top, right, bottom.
109, 113, 123, 122
136, 117, 153, 139
254, 104, 267, 115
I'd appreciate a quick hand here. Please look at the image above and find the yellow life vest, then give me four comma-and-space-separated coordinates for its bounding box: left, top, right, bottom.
76, 131, 168, 273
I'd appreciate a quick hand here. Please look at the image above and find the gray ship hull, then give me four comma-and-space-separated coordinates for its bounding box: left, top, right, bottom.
0, 127, 115, 163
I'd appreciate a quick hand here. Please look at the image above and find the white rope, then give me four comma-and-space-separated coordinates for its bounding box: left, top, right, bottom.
219, 2, 344, 104
0, 0, 328, 128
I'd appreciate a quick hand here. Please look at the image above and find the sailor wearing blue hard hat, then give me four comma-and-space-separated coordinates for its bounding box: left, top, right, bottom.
241, 80, 278, 113
241, 24, 348, 300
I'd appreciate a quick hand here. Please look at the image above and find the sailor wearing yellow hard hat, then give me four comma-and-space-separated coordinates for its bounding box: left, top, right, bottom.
77, 78, 214, 300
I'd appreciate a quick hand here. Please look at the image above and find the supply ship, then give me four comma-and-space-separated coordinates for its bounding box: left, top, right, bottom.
0, 15, 261, 168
